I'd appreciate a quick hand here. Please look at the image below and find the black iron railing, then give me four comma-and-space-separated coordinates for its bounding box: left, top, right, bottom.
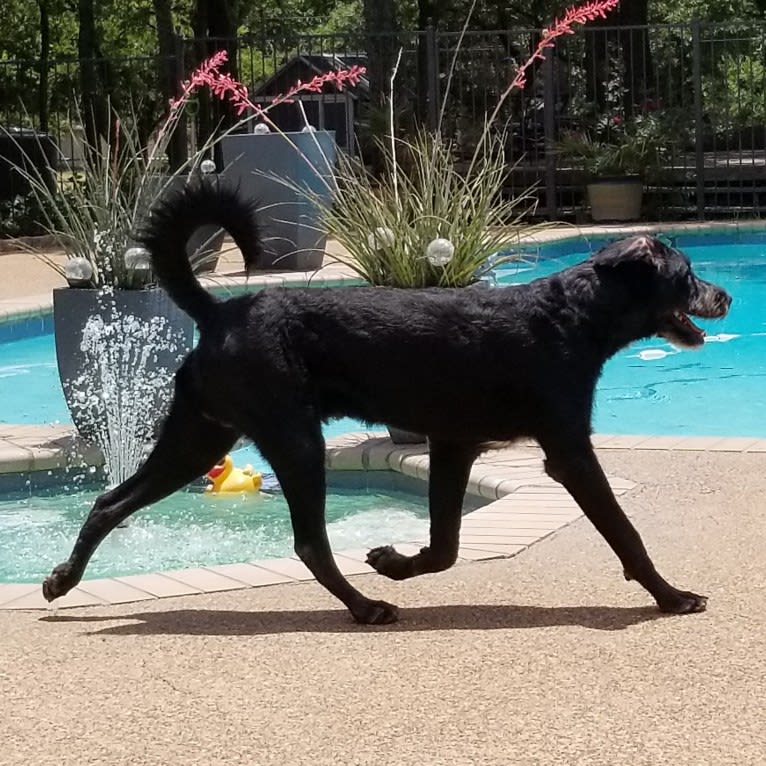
2, 20, 766, 221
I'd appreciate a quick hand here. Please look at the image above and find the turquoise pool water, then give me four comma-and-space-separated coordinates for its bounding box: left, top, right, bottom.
0, 483, 429, 583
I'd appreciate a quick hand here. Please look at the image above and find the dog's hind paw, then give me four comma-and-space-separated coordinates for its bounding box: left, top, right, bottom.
350, 598, 400, 625
657, 589, 708, 614
366, 545, 413, 580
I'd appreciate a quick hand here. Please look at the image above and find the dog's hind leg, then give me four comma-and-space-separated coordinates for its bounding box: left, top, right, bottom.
367, 440, 477, 580
254, 418, 401, 625
42, 388, 239, 602
540, 437, 707, 615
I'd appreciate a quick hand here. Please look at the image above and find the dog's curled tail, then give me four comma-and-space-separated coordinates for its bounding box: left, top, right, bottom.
137, 180, 262, 327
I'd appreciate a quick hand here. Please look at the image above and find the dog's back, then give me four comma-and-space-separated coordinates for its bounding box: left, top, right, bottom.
181, 276, 603, 442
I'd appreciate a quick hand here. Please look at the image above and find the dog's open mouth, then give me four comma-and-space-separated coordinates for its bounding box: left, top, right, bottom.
660, 310, 706, 348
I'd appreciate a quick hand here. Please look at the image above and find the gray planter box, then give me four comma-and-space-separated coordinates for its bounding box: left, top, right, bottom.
53, 287, 194, 444
220, 130, 336, 270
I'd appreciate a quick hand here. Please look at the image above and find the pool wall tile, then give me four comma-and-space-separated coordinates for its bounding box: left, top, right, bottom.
0, 312, 53, 342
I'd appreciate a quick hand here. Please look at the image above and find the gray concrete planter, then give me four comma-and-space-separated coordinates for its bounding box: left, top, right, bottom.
220, 130, 336, 271
53, 287, 194, 443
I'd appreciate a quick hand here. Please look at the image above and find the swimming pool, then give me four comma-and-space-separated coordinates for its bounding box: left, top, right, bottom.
0, 479, 431, 583
1, 229, 765, 443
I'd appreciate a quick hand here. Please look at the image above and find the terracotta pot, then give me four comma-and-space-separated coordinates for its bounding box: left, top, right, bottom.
586, 177, 644, 222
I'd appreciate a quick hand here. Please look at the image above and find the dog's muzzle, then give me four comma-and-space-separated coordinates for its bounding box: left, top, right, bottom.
690, 281, 732, 320
660, 280, 731, 349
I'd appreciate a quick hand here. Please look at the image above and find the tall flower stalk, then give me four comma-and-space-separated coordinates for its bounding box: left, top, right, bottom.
4, 54, 365, 288
473, 0, 622, 173
173, 1, 622, 290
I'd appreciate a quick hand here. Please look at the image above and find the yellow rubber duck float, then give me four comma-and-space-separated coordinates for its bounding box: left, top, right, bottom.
205, 454, 263, 495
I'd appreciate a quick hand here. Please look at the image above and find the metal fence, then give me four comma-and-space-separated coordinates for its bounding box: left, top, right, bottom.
2, 20, 766, 221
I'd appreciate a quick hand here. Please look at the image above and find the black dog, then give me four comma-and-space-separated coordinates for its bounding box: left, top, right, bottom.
43, 183, 731, 624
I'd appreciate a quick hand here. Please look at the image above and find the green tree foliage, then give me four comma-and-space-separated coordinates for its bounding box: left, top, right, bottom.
651, 0, 766, 23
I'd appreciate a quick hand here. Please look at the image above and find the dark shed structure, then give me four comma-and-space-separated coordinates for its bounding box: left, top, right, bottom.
249, 53, 369, 150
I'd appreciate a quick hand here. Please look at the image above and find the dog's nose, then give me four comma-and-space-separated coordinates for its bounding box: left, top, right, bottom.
718, 290, 732, 314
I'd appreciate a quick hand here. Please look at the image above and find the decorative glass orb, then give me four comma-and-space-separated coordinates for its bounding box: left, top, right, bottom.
200, 159, 217, 174
366, 227, 395, 250
253, 122, 271, 135
63, 257, 94, 284
124, 246, 152, 271
425, 237, 455, 266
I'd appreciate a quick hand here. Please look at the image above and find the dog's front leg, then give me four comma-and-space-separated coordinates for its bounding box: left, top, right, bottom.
263, 427, 401, 625
367, 440, 477, 580
42, 388, 240, 602
540, 438, 707, 614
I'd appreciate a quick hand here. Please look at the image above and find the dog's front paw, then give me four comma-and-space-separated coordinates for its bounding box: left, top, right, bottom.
366, 545, 413, 580
350, 598, 400, 625
657, 589, 708, 614
42, 562, 78, 602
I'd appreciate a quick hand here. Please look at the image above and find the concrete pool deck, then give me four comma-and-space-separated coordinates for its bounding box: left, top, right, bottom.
2, 446, 766, 765
2, 230, 766, 763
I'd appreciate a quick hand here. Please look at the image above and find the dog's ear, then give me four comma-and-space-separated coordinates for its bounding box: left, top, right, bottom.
590, 236, 668, 272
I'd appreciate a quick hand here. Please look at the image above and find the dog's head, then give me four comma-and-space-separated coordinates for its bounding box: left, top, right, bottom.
590, 235, 731, 348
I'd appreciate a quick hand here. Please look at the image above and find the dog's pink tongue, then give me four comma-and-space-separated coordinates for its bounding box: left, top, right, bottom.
684, 314, 705, 339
